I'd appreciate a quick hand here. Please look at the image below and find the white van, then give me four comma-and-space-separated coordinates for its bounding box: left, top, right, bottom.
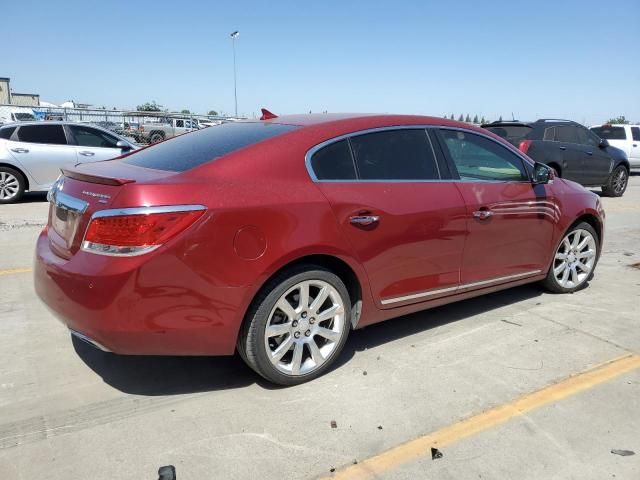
590, 124, 640, 168
0, 106, 38, 125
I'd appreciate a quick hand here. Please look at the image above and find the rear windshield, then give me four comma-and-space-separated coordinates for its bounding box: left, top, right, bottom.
484, 125, 532, 144
123, 122, 299, 172
590, 126, 626, 140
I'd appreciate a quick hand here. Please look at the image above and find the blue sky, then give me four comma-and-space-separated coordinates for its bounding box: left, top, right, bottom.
5, 0, 639, 124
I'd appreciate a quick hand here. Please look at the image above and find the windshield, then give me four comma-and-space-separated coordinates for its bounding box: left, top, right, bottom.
123, 122, 298, 171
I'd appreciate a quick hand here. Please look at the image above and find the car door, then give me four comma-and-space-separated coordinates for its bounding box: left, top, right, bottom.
630, 126, 640, 167
576, 126, 612, 184
174, 119, 188, 136
555, 125, 585, 184
310, 128, 467, 308
6, 124, 76, 187
436, 128, 556, 286
67, 125, 128, 162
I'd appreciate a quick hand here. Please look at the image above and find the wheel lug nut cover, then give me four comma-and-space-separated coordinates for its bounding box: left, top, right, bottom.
305, 330, 311, 336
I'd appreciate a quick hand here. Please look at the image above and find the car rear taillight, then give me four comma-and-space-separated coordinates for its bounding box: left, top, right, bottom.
82, 205, 205, 256
518, 140, 532, 154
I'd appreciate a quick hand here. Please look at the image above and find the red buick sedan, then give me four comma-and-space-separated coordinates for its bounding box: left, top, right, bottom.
35, 113, 604, 385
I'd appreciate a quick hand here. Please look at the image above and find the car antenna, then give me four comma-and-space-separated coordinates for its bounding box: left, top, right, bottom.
260, 108, 278, 120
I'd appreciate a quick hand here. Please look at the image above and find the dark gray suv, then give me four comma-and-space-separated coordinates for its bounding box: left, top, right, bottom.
483, 119, 630, 196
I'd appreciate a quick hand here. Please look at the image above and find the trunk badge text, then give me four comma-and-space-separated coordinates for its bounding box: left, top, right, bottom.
82, 191, 111, 204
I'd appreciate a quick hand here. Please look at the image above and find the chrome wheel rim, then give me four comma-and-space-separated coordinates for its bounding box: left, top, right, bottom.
553, 229, 597, 289
265, 280, 345, 376
0, 172, 20, 200
613, 168, 627, 194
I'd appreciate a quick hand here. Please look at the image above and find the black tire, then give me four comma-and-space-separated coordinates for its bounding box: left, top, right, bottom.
149, 132, 164, 144
542, 221, 599, 294
238, 265, 351, 386
0, 166, 26, 204
601, 165, 628, 197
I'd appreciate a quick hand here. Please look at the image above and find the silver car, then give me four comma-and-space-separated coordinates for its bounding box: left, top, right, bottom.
0, 121, 138, 203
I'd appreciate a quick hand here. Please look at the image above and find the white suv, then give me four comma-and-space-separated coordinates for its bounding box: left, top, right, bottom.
590, 124, 640, 168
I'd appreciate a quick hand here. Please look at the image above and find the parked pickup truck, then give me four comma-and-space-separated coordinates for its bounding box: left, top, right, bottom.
590, 124, 640, 169
135, 117, 200, 144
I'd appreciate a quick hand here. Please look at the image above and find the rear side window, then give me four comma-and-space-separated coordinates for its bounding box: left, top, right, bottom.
543, 127, 556, 141
631, 127, 640, 141
591, 126, 627, 140
556, 126, 581, 144
17, 125, 67, 145
310, 140, 356, 180
349, 129, 439, 180
0, 126, 16, 139
123, 122, 298, 172
440, 129, 528, 181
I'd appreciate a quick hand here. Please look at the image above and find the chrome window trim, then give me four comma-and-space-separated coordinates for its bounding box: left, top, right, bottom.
305, 124, 535, 184
50, 190, 89, 214
90, 204, 206, 219
380, 269, 542, 305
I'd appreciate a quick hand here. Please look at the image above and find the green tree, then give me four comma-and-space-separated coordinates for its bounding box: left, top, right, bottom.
498, 115, 503, 122
450, 114, 455, 120
181, 109, 191, 114
481, 116, 486, 124
473, 115, 479, 124
458, 114, 464, 121
136, 101, 162, 112
607, 115, 628, 124
465, 114, 471, 123
208, 110, 219, 116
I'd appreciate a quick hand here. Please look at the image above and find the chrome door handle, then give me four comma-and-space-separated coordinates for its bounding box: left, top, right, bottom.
350, 215, 380, 226
10, 147, 29, 153
586, 151, 593, 155
472, 210, 493, 220
79, 151, 95, 156
559, 146, 566, 150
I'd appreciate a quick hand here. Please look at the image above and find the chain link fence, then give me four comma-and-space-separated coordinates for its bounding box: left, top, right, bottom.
0, 104, 233, 145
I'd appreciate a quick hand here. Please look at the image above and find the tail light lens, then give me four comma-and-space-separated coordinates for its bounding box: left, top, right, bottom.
82, 206, 206, 256
518, 140, 532, 154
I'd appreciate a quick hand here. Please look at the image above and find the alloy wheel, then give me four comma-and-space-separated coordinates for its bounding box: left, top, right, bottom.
553, 228, 597, 289
264, 279, 346, 376
0, 171, 20, 200
612, 168, 627, 195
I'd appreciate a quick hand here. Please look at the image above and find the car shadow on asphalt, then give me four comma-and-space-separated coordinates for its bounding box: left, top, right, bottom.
21, 192, 48, 203
73, 283, 544, 396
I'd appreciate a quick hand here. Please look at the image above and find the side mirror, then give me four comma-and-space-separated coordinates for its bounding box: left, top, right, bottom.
532, 162, 552, 185
599, 138, 609, 148
116, 140, 132, 151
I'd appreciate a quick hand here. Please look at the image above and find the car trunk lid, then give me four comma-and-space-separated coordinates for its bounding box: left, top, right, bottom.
47, 161, 176, 259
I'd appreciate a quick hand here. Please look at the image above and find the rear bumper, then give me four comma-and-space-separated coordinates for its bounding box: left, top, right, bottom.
34, 229, 249, 356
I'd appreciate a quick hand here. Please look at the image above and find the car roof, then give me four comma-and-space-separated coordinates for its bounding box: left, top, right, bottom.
261, 113, 480, 131
0, 121, 135, 143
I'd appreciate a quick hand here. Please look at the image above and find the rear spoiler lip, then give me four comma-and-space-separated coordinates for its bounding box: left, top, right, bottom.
61, 168, 136, 186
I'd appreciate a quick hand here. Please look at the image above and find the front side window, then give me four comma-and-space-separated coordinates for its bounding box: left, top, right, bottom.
631, 127, 640, 141
590, 126, 627, 141
16, 125, 67, 145
576, 126, 599, 147
310, 139, 356, 180
349, 129, 439, 180
69, 125, 119, 148
176, 120, 185, 128
440, 129, 528, 181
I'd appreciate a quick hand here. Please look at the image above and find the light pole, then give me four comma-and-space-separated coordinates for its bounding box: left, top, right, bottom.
230, 30, 239, 117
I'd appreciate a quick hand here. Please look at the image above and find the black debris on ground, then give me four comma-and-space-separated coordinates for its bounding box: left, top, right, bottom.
431, 447, 443, 460
158, 465, 176, 480
330, 420, 337, 429
611, 449, 635, 456
377, 425, 383, 430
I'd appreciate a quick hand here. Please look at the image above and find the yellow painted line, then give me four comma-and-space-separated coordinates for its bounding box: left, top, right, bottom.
0, 268, 32, 276
327, 354, 640, 480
